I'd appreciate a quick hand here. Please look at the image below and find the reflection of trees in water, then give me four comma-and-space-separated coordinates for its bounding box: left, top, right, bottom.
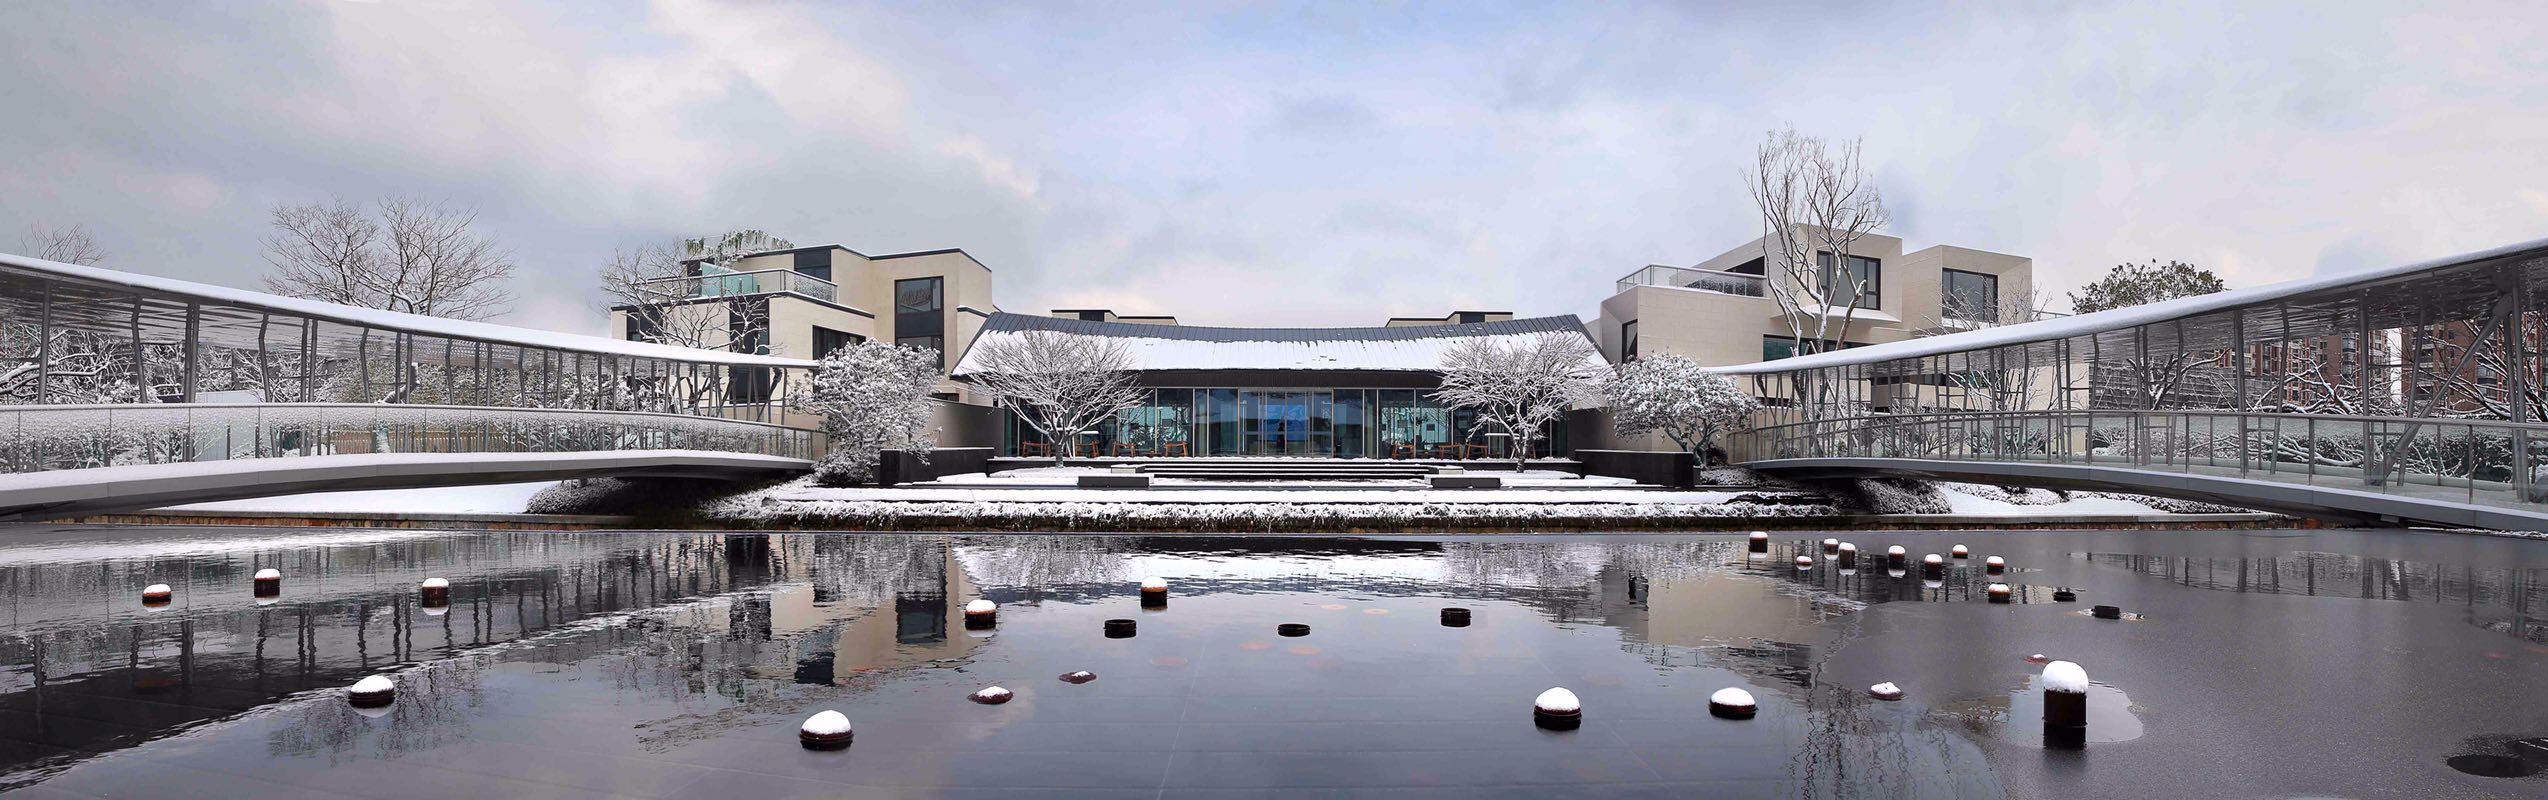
805, 535, 954, 604
1785, 682, 2002, 798
265, 655, 486, 761
950, 535, 1130, 589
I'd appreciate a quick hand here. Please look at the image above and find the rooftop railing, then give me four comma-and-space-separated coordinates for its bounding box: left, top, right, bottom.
635, 268, 840, 305
1615, 265, 1767, 297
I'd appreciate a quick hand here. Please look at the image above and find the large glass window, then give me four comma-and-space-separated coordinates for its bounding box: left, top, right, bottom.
895, 278, 943, 318
1332, 390, 1368, 458
792, 249, 833, 283
896, 335, 944, 370
1620, 320, 1639, 361
894, 277, 945, 370
1942, 269, 1999, 322
1815, 251, 1882, 309
813, 326, 864, 358
1204, 389, 1241, 456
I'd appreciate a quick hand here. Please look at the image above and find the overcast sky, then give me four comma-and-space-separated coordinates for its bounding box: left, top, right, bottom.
4, 1, 2544, 335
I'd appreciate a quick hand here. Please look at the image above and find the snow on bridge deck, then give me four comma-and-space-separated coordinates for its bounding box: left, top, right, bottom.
0, 450, 811, 521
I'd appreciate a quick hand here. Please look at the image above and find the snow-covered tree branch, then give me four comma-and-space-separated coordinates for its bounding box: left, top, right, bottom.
1748, 129, 1889, 419
795, 341, 943, 485
965, 330, 1147, 463
598, 230, 792, 409
1606, 354, 1760, 464
1431, 332, 1609, 471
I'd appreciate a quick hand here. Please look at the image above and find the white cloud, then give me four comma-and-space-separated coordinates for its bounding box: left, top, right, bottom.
0, 0, 2542, 333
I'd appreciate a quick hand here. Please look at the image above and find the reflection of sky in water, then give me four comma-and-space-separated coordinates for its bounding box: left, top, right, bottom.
0, 528, 2538, 798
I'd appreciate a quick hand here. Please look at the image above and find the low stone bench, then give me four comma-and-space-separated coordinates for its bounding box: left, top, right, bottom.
1429, 475, 1502, 489
1079, 474, 1152, 489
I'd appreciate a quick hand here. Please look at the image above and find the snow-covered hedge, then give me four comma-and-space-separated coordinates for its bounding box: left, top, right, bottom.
1826, 478, 1952, 514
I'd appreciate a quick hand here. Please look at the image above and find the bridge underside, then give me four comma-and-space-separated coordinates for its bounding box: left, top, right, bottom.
0, 450, 812, 522
1747, 457, 2548, 530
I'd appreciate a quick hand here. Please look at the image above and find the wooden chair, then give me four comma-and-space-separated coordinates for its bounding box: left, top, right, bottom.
1020, 441, 1051, 458
1161, 441, 1191, 457
1112, 441, 1146, 458
1463, 443, 1490, 460
1389, 443, 1416, 460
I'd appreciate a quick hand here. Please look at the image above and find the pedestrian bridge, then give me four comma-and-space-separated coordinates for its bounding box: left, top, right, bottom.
0, 403, 816, 520
1733, 409, 2548, 529
1715, 236, 2548, 531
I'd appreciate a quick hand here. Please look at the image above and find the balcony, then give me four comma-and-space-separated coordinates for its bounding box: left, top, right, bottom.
634, 268, 840, 305
1615, 265, 1766, 297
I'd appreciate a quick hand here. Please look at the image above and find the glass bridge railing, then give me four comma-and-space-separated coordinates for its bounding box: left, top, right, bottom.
0, 403, 822, 475
1730, 409, 2548, 515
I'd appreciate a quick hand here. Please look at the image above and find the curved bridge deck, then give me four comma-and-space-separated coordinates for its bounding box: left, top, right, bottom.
0, 403, 819, 520
1734, 409, 2548, 530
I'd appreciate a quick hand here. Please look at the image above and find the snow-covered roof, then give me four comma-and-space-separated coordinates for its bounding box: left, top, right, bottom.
950, 312, 1605, 375
0, 252, 818, 368
1715, 235, 2548, 375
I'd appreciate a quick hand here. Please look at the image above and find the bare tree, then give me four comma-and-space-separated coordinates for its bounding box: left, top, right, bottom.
20, 224, 106, 266
261, 196, 516, 320
1748, 129, 1889, 418
598, 230, 793, 410
1431, 332, 1610, 471
965, 330, 1147, 464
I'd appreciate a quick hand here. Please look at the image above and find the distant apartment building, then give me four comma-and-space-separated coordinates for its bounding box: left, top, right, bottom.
609, 241, 997, 403
1594, 228, 2035, 369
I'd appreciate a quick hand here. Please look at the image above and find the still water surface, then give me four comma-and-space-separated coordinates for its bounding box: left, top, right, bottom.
0, 526, 2541, 799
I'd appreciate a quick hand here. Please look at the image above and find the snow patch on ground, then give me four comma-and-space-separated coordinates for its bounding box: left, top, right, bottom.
1933, 486, 2164, 516
161, 481, 561, 514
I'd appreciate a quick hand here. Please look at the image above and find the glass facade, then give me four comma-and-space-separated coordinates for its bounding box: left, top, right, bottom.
1942, 268, 1998, 322
1000, 387, 1566, 459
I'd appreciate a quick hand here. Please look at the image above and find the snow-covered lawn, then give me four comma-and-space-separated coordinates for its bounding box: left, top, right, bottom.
160, 481, 561, 514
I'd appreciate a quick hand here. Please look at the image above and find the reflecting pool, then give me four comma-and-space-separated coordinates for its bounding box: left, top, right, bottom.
0, 526, 2540, 798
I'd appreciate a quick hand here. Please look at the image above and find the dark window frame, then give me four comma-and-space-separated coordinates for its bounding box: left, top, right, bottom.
1814, 251, 1883, 310
1941, 268, 1999, 322
1621, 320, 1639, 361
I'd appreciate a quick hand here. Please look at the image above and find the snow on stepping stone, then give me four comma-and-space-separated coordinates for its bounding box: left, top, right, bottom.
964, 599, 997, 629
969, 686, 1013, 705
1058, 670, 1098, 684
253, 569, 282, 599
800, 710, 854, 750
1868, 682, 1904, 701
347, 674, 396, 708
1709, 687, 1757, 719
141, 583, 173, 608
1533, 687, 1581, 729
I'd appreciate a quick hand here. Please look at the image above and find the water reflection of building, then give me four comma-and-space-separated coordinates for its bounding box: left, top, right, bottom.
0, 531, 1011, 785
2087, 551, 2545, 642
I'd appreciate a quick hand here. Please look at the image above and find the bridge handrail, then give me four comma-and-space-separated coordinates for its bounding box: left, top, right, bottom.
0, 402, 815, 433
1729, 407, 2548, 513
0, 402, 825, 475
